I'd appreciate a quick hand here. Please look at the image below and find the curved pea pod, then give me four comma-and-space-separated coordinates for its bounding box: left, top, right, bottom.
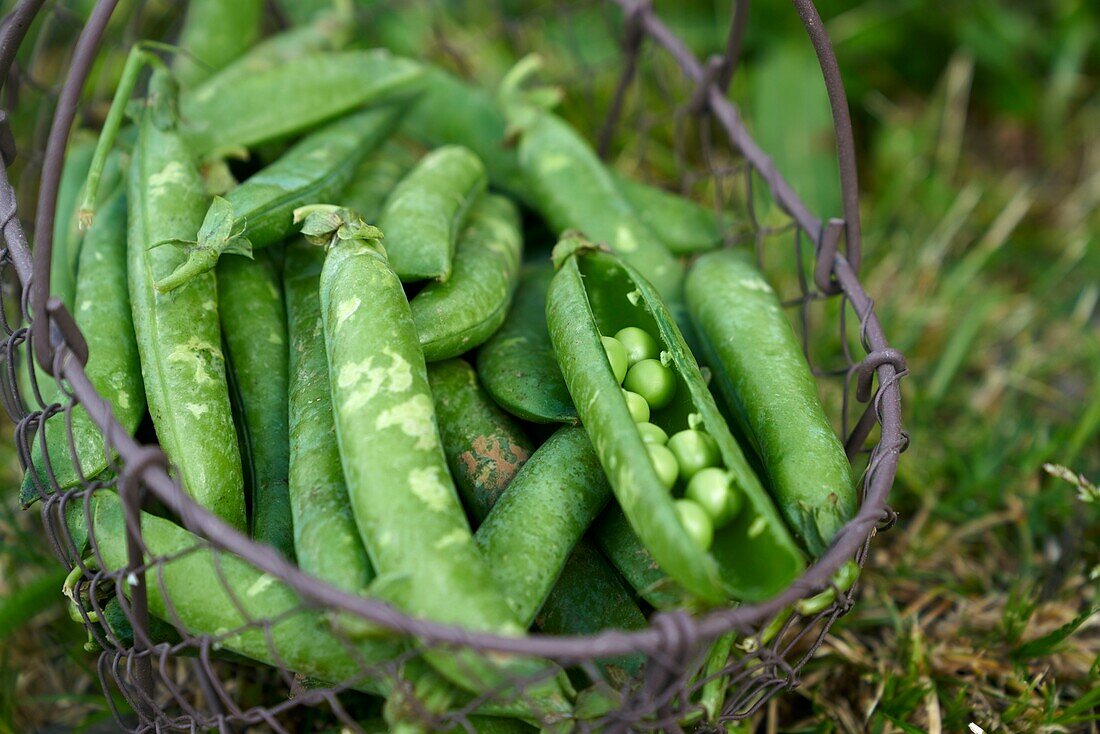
172, 0, 263, 89
411, 194, 522, 361
285, 242, 373, 594
476, 265, 577, 424
156, 104, 408, 291
129, 69, 245, 530
309, 209, 571, 716
51, 133, 97, 310
501, 59, 682, 302
686, 251, 855, 557
546, 234, 804, 604
81, 490, 405, 695
428, 358, 533, 522
475, 427, 612, 626
217, 253, 293, 558
428, 359, 646, 681
612, 173, 725, 255
19, 186, 145, 508
377, 145, 486, 282
340, 142, 418, 223
402, 67, 529, 201
180, 50, 424, 156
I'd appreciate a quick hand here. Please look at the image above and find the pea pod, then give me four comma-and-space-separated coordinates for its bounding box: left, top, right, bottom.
476, 264, 576, 424
686, 250, 855, 556
546, 234, 804, 604
377, 145, 486, 282
340, 142, 418, 222
217, 253, 292, 558
156, 104, 408, 291
180, 50, 424, 156
51, 134, 97, 310
19, 185, 144, 508
172, 0, 263, 89
612, 173, 725, 255
475, 427, 611, 626
127, 68, 245, 529
411, 194, 522, 361
308, 208, 571, 714
284, 242, 372, 594
428, 359, 645, 679
500, 58, 682, 302
593, 509, 687, 610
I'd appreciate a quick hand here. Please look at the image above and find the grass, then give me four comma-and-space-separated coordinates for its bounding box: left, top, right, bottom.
0, 1, 1097, 732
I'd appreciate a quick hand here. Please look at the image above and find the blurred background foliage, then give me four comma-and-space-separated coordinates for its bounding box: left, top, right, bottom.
0, 0, 1096, 732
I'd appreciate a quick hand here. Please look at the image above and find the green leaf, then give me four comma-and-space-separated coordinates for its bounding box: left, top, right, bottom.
1012, 606, 1099, 661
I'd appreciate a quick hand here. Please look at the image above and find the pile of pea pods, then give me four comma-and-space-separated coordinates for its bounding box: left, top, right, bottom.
26, 2, 863, 728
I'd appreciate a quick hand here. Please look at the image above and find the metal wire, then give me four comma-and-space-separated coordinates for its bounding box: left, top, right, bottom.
0, 0, 908, 730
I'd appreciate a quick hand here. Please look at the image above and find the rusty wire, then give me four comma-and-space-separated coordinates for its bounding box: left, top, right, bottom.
0, 0, 908, 730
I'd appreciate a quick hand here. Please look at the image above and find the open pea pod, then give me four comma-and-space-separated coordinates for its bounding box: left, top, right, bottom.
546, 234, 804, 604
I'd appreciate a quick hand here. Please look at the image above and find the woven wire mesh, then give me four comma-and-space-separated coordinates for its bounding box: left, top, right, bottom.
0, 0, 909, 730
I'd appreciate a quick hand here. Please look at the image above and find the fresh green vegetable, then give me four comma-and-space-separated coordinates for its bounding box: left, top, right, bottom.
476, 264, 577, 424
667, 429, 720, 481
623, 359, 676, 410
340, 142, 418, 222
636, 422, 668, 445
308, 207, 570, 712
285, 242, 372, 594
601, 336, 628, 384
156, 105, 407, 291
172, 0, 263, 89
411, 194, 522, 360
613, 326, 658, 368
19, 185, 144, 508
611, 172, 725, 255
501, 57, 682, 302
126, 68, 245, 529
621, 389, 650, 424
180, 50, 424, 156
547, 234, 804, 603
686, 250, 855, 556
685, 468, 741, 528
593, 509, 687, 609
217, 252, 293, 558
475, 427, 612, 626
51, 134, 96, 310
377, 145, 486, 282
647, 444, 679, 490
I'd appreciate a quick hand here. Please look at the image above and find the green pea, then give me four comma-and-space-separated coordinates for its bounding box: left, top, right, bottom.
636, 422, 668, 445
647, 444, 679, 490
667, 429, 720, 480
623, 358, 676, 410
621, 389, 650, 423
614, 326, 660, 367
601, 335, 629, 384
685, 468, 741, 528
674, 499, 714, 551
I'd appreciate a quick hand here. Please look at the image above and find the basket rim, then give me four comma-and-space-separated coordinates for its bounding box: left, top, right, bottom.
1, 0, 907, 662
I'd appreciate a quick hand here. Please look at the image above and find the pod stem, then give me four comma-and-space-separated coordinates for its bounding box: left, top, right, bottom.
498, 54, 564, 138
152, 196, 252, 292
293, 204, 386, 258
80, 44, 179, 227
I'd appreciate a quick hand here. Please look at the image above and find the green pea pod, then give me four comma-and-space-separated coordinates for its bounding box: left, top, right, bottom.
309, 209, 571, 715
181, 50, 424, 156
476, 264, 577, 424
81, 490, 404, 696
428, 358, 533, 522
534, 543, 646, 682
547, 234, 804, 604
501, 58, 682, 302
428, 359, 646, 681
377, 145, 486, 282
274, 0, 335, 26
475, 427, 611, 626
612, 173, 725, 255
592, 509, 687, 610
411, 194, 522, 361
285, 242, 373, 594
52, 133, 97, 310
19, 185, 145, 508
686, 250, 855, 556
172, 0, 263, 89
157, 104, 408, 292
129, 69, 245, 530
340, 142, 418, 222
217, 253, 293, 558
401, 66, 529, 201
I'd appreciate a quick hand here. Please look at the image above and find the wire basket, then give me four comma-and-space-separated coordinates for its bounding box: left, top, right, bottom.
0, 0, 909, 731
